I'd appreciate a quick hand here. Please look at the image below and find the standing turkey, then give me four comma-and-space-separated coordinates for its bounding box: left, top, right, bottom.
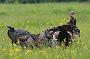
7, 25, 32, 46
67, 11, 80, 39
47, 11, 80, 46
48, 25, 73, 46
67, 11, 76, 26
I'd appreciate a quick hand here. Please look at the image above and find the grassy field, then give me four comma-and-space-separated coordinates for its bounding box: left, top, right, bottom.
0, 2, 90, 59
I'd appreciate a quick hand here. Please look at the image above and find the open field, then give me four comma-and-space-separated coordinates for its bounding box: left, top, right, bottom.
0, 2, 90, 59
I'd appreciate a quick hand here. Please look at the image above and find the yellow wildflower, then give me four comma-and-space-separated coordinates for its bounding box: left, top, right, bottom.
9, 49, 14, 56
14, 48, 20, 52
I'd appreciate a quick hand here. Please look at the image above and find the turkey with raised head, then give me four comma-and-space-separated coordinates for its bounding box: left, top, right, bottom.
67, 11, 76, 26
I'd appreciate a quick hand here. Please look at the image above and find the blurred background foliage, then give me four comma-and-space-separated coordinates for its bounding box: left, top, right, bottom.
0, 0, 90, 3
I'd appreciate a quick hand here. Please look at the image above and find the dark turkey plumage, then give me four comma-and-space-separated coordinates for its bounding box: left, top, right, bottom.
67, 11, 80, 38
67, 11, 76, 26
48, 11, 80, 46
7, 25, 31, 46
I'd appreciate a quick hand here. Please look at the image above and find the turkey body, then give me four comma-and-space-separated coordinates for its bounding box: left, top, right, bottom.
7, 26, 31, 46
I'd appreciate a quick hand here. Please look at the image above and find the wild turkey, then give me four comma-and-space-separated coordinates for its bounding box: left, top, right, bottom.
48, 11, 80, 46
67, 11, 76, 26
49, 26, 72, 46
36, 29, 56, 48
7, 25, 32, 46
67, 11, 80, 39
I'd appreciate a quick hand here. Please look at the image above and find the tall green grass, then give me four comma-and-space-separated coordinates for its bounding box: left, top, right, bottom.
0, 2, 90, 59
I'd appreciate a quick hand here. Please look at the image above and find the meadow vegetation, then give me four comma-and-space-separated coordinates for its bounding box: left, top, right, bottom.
0, 2, 90, 59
